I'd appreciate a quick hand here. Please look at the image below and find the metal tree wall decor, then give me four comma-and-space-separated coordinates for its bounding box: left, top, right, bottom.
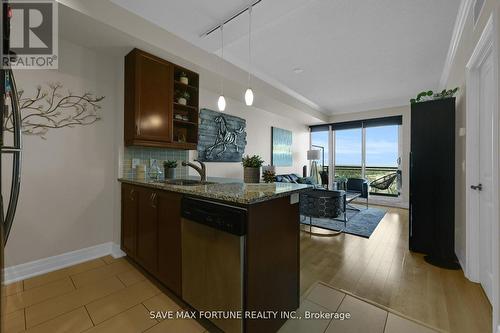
4, 82, 105, 139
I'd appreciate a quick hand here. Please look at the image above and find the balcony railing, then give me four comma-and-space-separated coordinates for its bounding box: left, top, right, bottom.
321, 165, 400, 197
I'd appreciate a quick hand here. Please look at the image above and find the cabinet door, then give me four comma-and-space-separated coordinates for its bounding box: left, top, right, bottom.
121, 184, 138, 258
137, 188, 159, 273
135, 51, 173, 143
157, 191, 182, 296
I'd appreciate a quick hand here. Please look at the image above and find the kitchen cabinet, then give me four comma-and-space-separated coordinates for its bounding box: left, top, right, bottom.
124, 48, 199, 150
121, 184, 137, 258
136, 187, 159, 274
157, 191, 182, 296
120, 183, 182, 296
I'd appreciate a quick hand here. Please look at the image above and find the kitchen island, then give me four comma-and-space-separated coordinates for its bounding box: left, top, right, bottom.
118, 177, 310, 333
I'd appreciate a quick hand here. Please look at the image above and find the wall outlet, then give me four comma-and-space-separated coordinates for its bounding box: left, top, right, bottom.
132, 159, 141, 169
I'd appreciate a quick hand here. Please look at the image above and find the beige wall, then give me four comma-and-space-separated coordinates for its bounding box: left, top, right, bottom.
3, 40, 118, 266
329, 106, 411, 204
444, 0, 499, 273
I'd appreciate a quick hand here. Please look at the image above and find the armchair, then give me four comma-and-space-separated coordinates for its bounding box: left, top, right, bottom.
346, 178, 369, 208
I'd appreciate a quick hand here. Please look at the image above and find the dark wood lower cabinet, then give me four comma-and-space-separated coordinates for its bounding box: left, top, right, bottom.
121, 183, 300, 332
157, 191, 182, 296
136, 187, 159, 274
121, 184, 182, 296
121, 184, 138, 258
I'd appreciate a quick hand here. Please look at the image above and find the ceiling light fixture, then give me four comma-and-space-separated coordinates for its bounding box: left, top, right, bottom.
218, 24, 226, 112
245, 4, 254, 107
293, 68, 304, 74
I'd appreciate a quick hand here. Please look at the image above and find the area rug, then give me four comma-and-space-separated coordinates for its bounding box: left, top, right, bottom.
300, 205, 387, 238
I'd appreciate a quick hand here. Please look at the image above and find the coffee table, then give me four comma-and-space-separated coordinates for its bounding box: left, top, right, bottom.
345, 192, 362, 214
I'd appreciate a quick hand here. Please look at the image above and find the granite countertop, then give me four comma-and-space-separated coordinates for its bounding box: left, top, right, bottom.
118, 176, 311, 205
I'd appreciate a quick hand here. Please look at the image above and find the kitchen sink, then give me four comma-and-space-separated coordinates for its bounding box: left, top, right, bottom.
164, 179, 214, 186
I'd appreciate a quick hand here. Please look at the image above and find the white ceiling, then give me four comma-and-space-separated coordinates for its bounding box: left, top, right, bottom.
110, 0, 460, 115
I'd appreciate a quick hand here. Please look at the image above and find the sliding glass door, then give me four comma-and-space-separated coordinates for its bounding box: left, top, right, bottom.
334, 128, 363, 179
365, 125, 399, 196
310, 116, 402, 197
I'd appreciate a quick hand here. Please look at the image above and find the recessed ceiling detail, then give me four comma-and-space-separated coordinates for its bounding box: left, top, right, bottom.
110, 0, 460, 115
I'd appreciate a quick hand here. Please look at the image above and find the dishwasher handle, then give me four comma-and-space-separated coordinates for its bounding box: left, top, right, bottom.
181, 197, 246, 236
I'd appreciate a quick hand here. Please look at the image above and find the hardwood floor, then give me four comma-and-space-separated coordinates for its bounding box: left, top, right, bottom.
300, 206, 492, 333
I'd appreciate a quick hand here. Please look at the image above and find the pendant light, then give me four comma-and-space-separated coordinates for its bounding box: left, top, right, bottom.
217, 24, 226, 112
245, 5, 254, 106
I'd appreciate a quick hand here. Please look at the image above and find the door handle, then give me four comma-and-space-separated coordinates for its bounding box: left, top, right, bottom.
129, 189, 135, 201
470, 183, 483, 191
3, 69, 23, 245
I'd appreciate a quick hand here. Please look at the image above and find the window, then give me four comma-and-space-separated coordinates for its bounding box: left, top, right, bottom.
365, 125, 399, 196
311, 131, 329, 169
335, 128, 362, 179
310, 116, 402, 197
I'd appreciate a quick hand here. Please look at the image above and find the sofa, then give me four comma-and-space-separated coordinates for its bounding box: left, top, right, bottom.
275, 174, 318, 186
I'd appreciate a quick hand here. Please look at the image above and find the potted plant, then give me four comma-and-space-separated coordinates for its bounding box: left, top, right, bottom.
242, 155, 264, 183
177, 91, 190, 105
262, 170, 276, 183
164, 160, 178, 180
179, 72, 189, 85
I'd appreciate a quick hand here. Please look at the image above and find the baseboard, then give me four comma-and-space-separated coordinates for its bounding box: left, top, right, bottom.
2, 242, 121, 285
111, 243, 126, 259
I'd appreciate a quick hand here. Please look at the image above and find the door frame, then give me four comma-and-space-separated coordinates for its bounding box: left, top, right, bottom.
465, 12, 499, 333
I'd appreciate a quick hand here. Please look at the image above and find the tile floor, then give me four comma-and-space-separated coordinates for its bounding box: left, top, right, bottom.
279, 282, 439, 333
1, 256, 206, 333
1, 255, 439, 333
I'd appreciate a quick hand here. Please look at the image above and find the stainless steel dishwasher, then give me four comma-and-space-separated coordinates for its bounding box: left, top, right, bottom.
181, 197, 246, 333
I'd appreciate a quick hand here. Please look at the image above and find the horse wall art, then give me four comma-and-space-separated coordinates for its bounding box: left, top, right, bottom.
198, 109, 247, 162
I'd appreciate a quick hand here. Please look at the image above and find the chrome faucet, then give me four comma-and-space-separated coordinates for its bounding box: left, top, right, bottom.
182, 159, 207, 182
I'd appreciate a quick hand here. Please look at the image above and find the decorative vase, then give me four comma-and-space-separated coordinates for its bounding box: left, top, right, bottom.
180, 76, 189, 85
178, 97, 187, 105
164, 167, 176, 180
244, 167, 260, 183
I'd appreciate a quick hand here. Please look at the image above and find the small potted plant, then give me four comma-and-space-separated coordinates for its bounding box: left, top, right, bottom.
164, 160, 178, 180
179, 72, 189, 85
242, 155, 264, 183
177, 91, 190, 105
262, 170, 276, 183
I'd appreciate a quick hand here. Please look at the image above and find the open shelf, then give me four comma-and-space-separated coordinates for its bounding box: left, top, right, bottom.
174, 80, 198, 91
173, 64, 199, 148
173, 102, 198, 112
174, 119, 198, 126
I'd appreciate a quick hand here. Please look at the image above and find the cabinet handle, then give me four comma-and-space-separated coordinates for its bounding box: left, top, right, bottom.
135, 124, 140, 135
129, 189, 135, 201
151, 193, 158, 208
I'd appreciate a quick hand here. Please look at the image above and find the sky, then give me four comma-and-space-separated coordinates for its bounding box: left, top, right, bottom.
311, 125, 399, 167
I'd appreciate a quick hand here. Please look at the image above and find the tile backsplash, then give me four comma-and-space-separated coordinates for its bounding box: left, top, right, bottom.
122, 146, 189, 180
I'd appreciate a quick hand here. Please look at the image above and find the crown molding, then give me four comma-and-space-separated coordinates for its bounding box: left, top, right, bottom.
439, 0, 474, 89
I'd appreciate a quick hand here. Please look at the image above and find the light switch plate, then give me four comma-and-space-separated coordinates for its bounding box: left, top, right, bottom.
132, 159, 140, 169
290, 193, 299, 204
459, 127, 466, 136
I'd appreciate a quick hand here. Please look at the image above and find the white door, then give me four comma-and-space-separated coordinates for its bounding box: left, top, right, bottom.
476, 48, 494, 303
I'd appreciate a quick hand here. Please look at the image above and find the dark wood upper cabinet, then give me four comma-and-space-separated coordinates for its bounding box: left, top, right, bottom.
124, 48, 199, 150
157, 191, 182, 296
136, 187, 159, 274
121, 184, 138, 258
